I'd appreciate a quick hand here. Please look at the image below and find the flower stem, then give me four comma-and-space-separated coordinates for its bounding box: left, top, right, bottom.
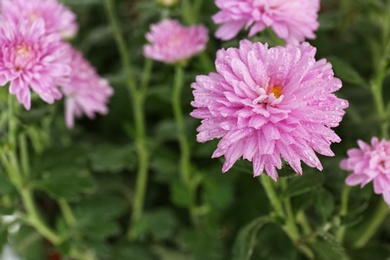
336, 185, 350, 243
353, 200, 388, 247
59, 199, 77, 227
353, 16, 390, 247
20, 188, 62, 245
104, 0, 150, 237
260, 175, 314, 258
173, 65, 198, 226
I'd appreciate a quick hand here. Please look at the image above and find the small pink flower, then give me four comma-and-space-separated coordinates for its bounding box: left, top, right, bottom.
341, 137, 390, 206
213, 0, 320, 44
144, 19, 209, 63
61, 46, 113, 129
0, 19, 71, 109
2, 0, 78, 39
191, 40, 348, 180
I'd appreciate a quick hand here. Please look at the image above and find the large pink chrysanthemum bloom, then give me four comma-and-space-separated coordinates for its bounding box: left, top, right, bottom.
144, 19, 209, 63
60, 46, 113, 129
0, 19, 71, 110
191, 40, 348, 180
2, 0, 78, 39
340, 137, 390, 206
213, 0, 320, 44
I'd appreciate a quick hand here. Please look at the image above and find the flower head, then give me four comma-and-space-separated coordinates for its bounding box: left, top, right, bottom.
2, 0, 78, 39
61, 46, 113, 129
0, 19, 70, 109
341, 137, 390, 206
144, 19, 209, 63
213, 0, 320, 44
191, 40, 348, 180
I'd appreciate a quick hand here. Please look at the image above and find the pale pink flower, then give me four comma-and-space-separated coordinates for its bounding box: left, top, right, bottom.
340, 137, 390, 206
61, 46, 113, 129
191, 40, 348, 180
143, 19, 209, 63
2, 0, 78, 39
0, 19, 70, 110
213, 0, 320, 44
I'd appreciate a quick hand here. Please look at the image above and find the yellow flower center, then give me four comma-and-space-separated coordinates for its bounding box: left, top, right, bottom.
28, 12, 40, 21
269, 86, 283, 99
16, 45, 30, 57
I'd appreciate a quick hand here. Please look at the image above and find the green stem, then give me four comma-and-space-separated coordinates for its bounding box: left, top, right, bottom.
260, 175, 314, 259
260, 175, 284, 217
353, 200, 388, 248
104, 0, 137, 93
104, 0, 150, 237
353, 17, 390, 247
173, 65, 198, 225
19, 134, 30, 178
20, 188, 62, 245
59, 199, 77, 227
140, 59, 153, 97
337, 186, 350, 243
281, 179, 300, 238
8, 95, 17, 149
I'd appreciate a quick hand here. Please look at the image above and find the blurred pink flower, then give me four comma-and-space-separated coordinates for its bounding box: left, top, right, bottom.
0, 19, 70, 110
61, 46, 113, 129
341, 137, 390, 206
2, 0, 78, 39
213, 0, 320, 44
144, 19, 208, 63
191, 40, 348, 180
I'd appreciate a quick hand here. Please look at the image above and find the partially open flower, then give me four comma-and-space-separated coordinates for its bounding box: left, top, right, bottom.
341, 137, 390, 206
143, 19, 208, 64
213, 0, 320, 44
2, 0, 78, 39
60, 46, 113, 129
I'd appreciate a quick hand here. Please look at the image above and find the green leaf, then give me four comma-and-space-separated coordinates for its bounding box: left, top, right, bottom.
113, 244, 155, 260
170, 181, 191, 207
9, 226, 44, 260
347, 243, 390, 260
282, 173, 325, 199
0, 174, 15, 195
35, 166, 96, 201
203, 177, 234, 210
327, 56, 367, 87
152, 246, 188, 260
73, 196, 128, 240
233, 216, 273, 260
311, 232, 347, 260
75, 195, 128, 221
318, 12, 344, 31
132, 208, 178, 240
89, 143, 135, 173
314, 189, 335, 221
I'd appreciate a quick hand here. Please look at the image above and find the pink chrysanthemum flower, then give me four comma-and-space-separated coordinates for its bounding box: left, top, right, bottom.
2, 0, 78, 39
143, 19, 209, 63
191, 40, 348, 180
213, 0, 320, 44
340, 137, 390, 206
61, 46, 113, 129
0, 19, 70, 110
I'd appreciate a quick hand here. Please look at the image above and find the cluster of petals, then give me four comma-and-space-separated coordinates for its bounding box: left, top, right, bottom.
213, 0, 320, 44
2, 0, 78, 39
341, 137, 390, 206
191, 40, 348, 180
143, 19, 209, 63
61, 46, 113, 129
0, 19, 70, 110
